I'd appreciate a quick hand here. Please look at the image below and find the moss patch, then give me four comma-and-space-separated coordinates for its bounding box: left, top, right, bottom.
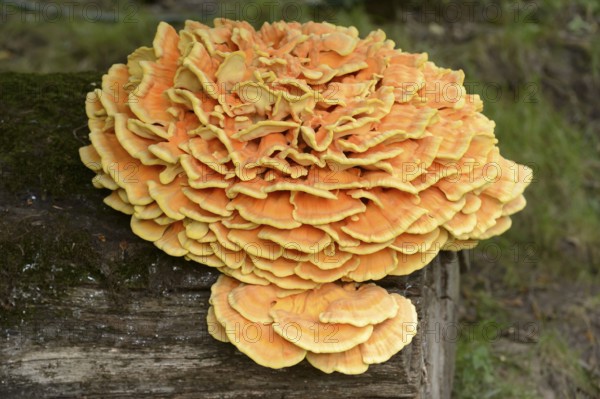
0, 72, 101, 199
0, 73, 218, 325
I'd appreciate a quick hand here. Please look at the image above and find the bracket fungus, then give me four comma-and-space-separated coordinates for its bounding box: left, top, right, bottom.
80, 19, 531, 374
208, 275, 417, 374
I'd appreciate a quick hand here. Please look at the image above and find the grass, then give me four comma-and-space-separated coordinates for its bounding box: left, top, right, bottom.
0, 2, 158, 73
455, 324, 600, 398
454, 328, 539, 399
480, 91, 600, 279
537, 330, 600, 397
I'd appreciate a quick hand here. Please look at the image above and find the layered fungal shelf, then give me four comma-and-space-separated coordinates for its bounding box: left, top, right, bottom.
80, 19, 531, 373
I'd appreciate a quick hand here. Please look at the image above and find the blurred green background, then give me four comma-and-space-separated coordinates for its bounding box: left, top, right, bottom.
1, 0, 599, 397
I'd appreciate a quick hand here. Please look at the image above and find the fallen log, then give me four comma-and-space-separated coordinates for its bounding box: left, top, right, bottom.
0, 73, 460, 398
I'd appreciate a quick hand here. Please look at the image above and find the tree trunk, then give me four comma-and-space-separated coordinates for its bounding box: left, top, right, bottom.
0, 73, 460, 398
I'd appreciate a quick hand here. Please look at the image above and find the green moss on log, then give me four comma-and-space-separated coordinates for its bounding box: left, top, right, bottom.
0, 73, 212, 325
0, 72, 102, 198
